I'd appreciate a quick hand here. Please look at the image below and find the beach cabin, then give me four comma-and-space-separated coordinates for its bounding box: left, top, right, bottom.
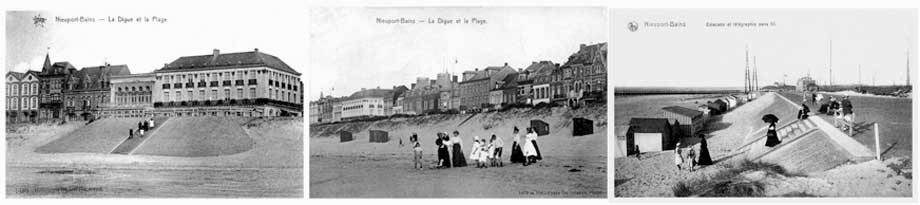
531, 120, 550, 136
725, 96, 738, 110
339, 131, 354, 142
709, 99, 728, 114
572, 117, 594, 136
661, 106, 705, 137
627, 118, 674, 153
369, 130, 389, 143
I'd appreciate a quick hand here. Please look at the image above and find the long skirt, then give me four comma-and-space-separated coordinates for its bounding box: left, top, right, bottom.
438, 146, 451, 168
452, 143, 467, 167
532, 140, 543, 160
510, 143, 525, 163
765, 130, 781, 147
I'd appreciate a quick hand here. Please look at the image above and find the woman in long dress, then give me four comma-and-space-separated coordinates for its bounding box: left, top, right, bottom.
523, 128, 539, 166
510, 127, 525, 163
436, 133, 451, 168
450, 131, 467, 167
765, 122, 780, 147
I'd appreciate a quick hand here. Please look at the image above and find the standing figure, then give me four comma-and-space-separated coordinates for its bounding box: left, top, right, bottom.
696, 134, 713, 165
491, 134, 504, 167
436, 133, 451, 168
450, 131, 467, 167
839, 95, 854, 131
687, 146, 697, 172
509, 127, 526, 163
411, 133, 423, 169
522, 128, 540, 166
765, 121, 780, 147
470, 136, 482, 166
674, 142, 684, 171
479, 139, 491, 168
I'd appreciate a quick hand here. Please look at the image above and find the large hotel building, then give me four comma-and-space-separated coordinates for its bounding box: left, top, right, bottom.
151, 49, 303, 117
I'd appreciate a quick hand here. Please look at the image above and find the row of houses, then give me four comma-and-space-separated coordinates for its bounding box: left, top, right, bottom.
309, 42, 607, 124
7, 48, 304, 123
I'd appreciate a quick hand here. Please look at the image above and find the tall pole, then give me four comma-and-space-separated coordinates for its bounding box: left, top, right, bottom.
874, 123, 881, 160
745, 46, 750, 93
858, 64, 861, 85
829, 40, 833, 86
906, 49, 910, 86
753, 56, 758, 92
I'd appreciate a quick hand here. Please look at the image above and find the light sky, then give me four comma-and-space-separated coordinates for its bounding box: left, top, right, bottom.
612, 9, 917, 88
6, 9, 308, 77
309, 7, 607, 99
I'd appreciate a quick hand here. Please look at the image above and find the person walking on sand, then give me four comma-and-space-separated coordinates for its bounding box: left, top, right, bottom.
450, 131, 467, 167
765, 121, 780, 147
128, 129, 134, 139
674, 142, 684, 171
510, 127, 526, 163
491, 134, 504, 167
410, 133, 423, 170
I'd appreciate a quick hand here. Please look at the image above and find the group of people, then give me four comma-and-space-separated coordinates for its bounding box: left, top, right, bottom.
127, 118, 156, 139
812, 93, 856, 132
410, 126, 543, 170
671, 134, 713, 172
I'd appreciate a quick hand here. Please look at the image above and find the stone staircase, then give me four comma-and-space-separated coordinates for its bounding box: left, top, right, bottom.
110, 117, 170, 154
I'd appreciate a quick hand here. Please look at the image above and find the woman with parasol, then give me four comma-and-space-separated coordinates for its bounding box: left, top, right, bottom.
763, 114, 781, 147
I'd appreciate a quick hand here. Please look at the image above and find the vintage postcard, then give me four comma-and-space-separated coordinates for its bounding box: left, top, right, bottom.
612, 9, 916, 198
308, 7, 608, 198
5, 10, 305, 198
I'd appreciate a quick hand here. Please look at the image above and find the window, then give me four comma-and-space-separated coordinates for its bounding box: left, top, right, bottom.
250, 88, 256, 98
200, 90, 206, 101
224, 89, 230, 100
212, 90, 218, 100
188, 91, 194, 101
11, 84, 18, 96
237, 88, 243, 100
164, 92, 170, 102
176, 91, 182, 101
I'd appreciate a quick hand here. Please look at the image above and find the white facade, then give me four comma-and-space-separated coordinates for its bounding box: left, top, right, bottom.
532, 84, 551, 105
340, 97, 387, 120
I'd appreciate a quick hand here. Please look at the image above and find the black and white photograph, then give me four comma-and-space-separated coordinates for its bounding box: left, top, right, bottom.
5, 10, 305, 198
613, 9, 916, 197
308, 7, 608, 198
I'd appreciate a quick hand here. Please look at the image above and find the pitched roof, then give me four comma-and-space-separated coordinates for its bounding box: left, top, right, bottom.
6, 71, 23, 80
628, 118, 671, 133
79, 64, 131, 80
158, 50, 300, 75
661, 106, 703, 118
347, 88, 393, 100
563, 42, 607, 67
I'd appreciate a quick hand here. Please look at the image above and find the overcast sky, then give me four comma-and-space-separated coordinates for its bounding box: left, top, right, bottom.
6, 9, 307, 77
309, 7, 607, 99
612, 9, 917, 88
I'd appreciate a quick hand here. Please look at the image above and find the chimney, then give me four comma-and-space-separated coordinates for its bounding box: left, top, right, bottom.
475, 68, 479, 71
411, 83, 416, 89
254, 48, 259, 52
504, 62, 508, 67
211, 49, 220, 62
452, 76, 458, 83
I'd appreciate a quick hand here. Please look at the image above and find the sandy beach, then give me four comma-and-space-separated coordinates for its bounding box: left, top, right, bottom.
310, 106, 607, 198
